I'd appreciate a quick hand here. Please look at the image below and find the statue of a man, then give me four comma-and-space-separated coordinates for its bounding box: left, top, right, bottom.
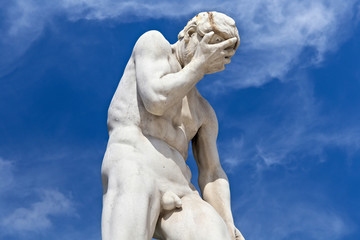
101, 11, 244, 240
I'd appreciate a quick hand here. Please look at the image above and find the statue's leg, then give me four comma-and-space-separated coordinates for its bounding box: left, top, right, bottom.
101, 157, 161, 240
154, 193, 232, 240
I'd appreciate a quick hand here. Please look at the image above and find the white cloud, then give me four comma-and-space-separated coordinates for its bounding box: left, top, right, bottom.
232, 178, 354, 240
220, 137, 246, 171
218, 0, 358, 88
1, 189, 74, 233
252, 111, 360, 170
0, 147, 99, 238
0, 158, 14, 192
218, 77, 360, 171
1, 0, 359, 87
236, 196, 353, 240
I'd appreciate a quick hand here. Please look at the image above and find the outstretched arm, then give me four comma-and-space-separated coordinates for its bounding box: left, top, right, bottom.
192, 104, 244, 240
134, 30, 236, 116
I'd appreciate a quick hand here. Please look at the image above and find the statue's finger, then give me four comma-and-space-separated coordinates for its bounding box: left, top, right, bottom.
202, 31, 214, 43
218, 37, 237, 49
224, 49, 236, 57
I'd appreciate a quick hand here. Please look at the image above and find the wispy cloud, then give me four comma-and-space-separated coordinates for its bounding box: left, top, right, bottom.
235, 190, 353, 240
1, 0, 359, 87
0, 155, 77, 237
255, 125, 360, 169
215, 0, 359, 88
220, 136, 246, 171
0, 157, 14, 192
217, 77, 360, 171
1, 189, 74, 234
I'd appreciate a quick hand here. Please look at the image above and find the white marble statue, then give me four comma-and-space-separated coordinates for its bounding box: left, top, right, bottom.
101, 11, 245, 240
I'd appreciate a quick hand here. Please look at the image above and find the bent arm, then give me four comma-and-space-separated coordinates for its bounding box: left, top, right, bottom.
134, 31, 237, 116
192, 104, 244, 240
134, 31, 205, 115
192, 113, 234, 226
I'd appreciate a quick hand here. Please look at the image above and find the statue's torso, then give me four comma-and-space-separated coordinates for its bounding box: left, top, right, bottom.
104, 50, 210, 193
107, 51, 207, 159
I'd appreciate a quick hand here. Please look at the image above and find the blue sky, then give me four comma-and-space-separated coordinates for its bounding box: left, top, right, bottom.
1, 0, 360, 239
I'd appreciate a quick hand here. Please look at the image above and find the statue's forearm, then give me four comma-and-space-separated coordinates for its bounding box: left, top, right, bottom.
161, 58, 204, 95
145, 59, 205, 115
201, 174, 234, 226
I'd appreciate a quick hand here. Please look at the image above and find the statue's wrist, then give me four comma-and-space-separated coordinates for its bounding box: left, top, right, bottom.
189, 58, 206, 77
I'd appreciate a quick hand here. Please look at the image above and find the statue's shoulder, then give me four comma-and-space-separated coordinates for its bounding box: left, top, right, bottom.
134, 30, 171, 56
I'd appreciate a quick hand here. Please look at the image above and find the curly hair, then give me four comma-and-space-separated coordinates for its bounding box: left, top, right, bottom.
178, 12, 240, 50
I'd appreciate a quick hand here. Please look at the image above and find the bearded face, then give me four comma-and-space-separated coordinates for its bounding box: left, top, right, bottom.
183, 32, 201, 66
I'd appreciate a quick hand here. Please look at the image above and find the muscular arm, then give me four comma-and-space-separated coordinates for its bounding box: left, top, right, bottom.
134, 30, 236, 116
192, 103, 244, 240
134, 31, 204, 115
192, 107, 233, 222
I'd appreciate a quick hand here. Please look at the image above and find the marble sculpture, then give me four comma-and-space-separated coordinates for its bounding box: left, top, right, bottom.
101, 11, 245, 240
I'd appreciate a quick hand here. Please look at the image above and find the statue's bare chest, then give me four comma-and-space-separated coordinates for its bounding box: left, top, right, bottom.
139, 53, 203, 155
140, 90, 202, 159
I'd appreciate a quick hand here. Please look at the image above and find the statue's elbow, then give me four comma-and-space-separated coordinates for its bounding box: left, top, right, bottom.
199, 165, 227, 185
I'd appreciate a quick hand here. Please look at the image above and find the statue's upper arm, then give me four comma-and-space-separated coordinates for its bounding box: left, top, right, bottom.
192, 100, 221, 173
134, 31, 171, 86
133, 31, 172, 112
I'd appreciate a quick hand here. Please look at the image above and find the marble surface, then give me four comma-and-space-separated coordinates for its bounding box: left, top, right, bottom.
101, 11, 244, 240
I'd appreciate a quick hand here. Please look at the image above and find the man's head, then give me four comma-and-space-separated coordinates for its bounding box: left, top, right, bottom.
177, 12, 240, 66
179, 12, 240, 48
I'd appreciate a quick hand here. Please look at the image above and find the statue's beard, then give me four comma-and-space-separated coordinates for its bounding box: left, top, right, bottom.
183, 44, 196, 66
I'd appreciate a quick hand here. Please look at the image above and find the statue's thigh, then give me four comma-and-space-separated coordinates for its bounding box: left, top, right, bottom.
102, 157, 161, 239
156, 194, 231, 240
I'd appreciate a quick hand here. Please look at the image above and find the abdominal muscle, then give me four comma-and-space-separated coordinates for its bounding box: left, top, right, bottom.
103, 125, 195, 197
